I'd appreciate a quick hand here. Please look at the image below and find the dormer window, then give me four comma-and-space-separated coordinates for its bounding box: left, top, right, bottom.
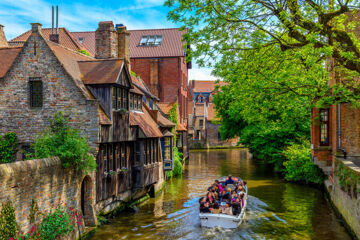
78, 37, 85, 44
139, 35, 162, 46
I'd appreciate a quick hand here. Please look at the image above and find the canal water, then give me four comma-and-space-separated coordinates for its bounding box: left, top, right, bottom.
90, 149, 352, 240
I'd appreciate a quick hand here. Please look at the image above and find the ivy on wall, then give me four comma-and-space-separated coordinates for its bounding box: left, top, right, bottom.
0, 201, 17, 240
0, 132, 18, 164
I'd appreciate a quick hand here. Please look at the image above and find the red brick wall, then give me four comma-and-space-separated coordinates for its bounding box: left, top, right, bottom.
130, 56, 189, 124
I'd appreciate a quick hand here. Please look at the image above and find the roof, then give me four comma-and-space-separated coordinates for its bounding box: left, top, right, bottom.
46, 40, 94, 100
130, 108, 163, 138
190, 80, 226, 93
78, 59, 124, 84
131, 75, 159, 100
177, 123, 187, 131
163, 130, 174, 137
99, 107, 112, 125
158, 112, 176, 128
0, 47, 22, 78
70, 28, 186, 58
130, 84, 143, 95
9, 28, 89, 54
158, 102, 176, 115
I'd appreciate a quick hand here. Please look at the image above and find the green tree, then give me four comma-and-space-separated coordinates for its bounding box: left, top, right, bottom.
30, 112, 96, 174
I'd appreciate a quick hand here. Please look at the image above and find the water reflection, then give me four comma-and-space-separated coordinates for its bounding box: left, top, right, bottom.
90, 149, 351, 240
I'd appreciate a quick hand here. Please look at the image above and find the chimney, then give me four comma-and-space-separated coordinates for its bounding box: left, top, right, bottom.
116, 24, 130, 63
49, 6, 59, 43
31, 23, 42, 33
149, 59, 159, 97
0, 25, 9, 48
95, 21, 118, 59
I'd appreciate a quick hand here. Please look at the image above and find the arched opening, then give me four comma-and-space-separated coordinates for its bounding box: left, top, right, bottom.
81, 176, 96, 226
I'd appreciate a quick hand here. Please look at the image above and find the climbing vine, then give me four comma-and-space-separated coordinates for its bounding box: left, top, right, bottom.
168, 103, 178, 138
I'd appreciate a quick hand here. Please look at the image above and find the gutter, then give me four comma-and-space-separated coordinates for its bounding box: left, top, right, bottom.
337, 104, 347, 159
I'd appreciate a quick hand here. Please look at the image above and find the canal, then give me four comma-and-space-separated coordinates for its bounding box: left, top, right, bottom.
90, 149, 352, 239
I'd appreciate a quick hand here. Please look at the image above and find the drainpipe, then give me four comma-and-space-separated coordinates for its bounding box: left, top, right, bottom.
337, 104, 347, 159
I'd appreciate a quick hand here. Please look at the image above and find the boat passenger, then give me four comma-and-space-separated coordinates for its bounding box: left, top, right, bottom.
199, 197, 206, 204
221, 188, 231, 202
211, 202, 221, 214
200, 202, 211, 213
236, 185, 245, 194
224, 175, 235, 185
215, 180, 224, 192
221, 202, 233, 215
239, 192, 245, 208
232, 198, 242, 216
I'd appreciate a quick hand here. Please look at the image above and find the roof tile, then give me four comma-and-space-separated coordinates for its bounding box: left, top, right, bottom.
0, 47, 22, 78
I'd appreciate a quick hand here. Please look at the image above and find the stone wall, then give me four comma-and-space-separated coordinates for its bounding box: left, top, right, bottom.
0, 157, 96, 232
0, 29, 99, 151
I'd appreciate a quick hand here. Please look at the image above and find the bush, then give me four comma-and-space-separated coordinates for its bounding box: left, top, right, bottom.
0, 132, 18, 163
29, 112, 96, 174
283, 141, 324, 184
0, 201, 17, 240
77, 49, 91, 56
166, 147, 183, 178
38, 205, 78, 240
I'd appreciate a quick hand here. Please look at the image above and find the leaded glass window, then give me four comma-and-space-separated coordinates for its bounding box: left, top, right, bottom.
320, 109, 329, 146
29, 78, 43, 108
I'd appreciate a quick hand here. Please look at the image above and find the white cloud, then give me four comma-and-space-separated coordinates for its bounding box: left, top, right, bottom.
188, 67, 218, 81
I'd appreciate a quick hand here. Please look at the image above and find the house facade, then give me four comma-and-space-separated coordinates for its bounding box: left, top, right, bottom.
0, 21, 174, 226
188, 80, 239, 148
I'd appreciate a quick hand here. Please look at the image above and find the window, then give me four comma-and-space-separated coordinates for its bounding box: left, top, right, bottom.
134, 95, 137, 109
121, 143, 126, 168
196, 130, 201, 140
137, 95, 142, 111
113, 87, 128, 110
164, 137, 172, 160
320, 109, 329, 146
78, 37, 85, 44
29, 78, 43, 108
139, 35, 163, 46
130, 94, 133, 109
103, 145, 108, 172
199, 119, 204, 128
198, 96, 203, 103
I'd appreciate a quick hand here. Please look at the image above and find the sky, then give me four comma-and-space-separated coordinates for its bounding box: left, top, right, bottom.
0, 0, 217, 81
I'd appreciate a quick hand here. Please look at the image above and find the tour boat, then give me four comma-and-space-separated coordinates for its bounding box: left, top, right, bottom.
199, 177, 247, 229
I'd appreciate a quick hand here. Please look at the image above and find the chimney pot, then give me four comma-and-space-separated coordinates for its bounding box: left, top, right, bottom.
0, 24, 8, 48
31, 23, 42, 33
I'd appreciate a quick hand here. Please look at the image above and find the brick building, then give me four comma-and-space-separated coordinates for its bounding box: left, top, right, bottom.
0, 21, 175, 224
188, 80, 238, 148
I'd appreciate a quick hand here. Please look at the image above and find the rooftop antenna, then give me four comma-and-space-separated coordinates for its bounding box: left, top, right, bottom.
56, 5, 58, 34
52, 6, 54, 34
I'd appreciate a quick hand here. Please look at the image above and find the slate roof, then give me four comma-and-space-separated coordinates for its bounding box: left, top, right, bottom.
0, 47, 22, 78
78, 59, 124, 84
70, 28, 186, 58
9, 28, 89, 53
130, 107, 163, 138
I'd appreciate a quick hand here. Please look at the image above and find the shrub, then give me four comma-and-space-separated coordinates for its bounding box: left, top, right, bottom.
38, 205, 79, 240
77, 49, 91, 56
283, 141, 324, 184
166, 147, 183, 178
29, 112, 96, 174
0, 201, 17, 240
0, 132, 18, 163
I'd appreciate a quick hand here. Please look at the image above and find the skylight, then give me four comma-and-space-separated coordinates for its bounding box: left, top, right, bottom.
139, 35, 163, 46
78, 37, 85, 44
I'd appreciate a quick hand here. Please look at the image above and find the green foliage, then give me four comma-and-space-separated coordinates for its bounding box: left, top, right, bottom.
38, 205, 76, 240
77, 49, 91, 56
130, 71, 137, 77
0, 201, 17, 240
166, 0, 360, 102
283, 142, 325, 184
0, 132, 18, 163
29, 112, 96, 174
29, 199, 40, 225
166, 147, 183, 178
335, 160, 358, 195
